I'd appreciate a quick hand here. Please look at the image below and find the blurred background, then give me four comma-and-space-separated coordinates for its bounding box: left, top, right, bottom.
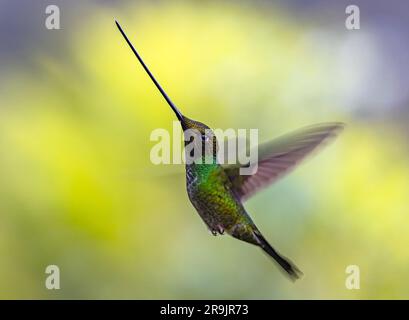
0, 0, 408, 299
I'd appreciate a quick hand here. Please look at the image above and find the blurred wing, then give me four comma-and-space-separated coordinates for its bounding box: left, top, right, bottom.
223, 122, 344, 201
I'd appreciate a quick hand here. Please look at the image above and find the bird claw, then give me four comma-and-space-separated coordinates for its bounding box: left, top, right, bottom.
211, 225, 225, 236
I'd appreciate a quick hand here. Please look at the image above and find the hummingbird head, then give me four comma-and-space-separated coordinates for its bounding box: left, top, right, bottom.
180, 116, 219, 160
115, 21, 219, 161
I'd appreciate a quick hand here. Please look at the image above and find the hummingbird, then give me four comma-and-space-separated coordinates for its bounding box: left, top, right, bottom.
115, 21, 344, 280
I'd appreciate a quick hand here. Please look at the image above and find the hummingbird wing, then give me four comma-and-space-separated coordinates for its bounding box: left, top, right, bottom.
222, 122, 344, 201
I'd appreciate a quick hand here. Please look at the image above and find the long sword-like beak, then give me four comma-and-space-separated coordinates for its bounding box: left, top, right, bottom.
115, 20, 184, 121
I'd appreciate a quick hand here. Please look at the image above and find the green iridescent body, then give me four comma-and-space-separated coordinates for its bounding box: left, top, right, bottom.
186, 160, 256, 244
183, 117, 255, 242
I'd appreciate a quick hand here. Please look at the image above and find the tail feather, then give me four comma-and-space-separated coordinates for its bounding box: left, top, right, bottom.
254, 230, 303, 281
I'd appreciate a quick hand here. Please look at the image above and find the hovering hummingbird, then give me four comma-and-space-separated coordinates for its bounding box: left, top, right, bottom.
115, 21, 344, 280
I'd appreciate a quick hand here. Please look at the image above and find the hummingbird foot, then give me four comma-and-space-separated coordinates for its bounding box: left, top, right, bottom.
210, 225, 225, 236
217, 225, 225, 235
210, 224, 224, 236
